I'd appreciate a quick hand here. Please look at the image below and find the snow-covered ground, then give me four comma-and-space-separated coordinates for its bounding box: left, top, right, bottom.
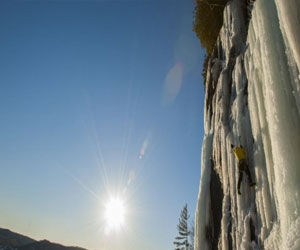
195, 0, 300, 249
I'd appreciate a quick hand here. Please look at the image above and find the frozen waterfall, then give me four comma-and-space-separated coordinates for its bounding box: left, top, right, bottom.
194, 0, 300, 249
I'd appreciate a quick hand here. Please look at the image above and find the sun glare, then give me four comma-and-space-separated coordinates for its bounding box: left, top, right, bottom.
104, 197, 125, 232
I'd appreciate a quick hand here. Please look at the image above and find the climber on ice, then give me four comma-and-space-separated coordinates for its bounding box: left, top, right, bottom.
231, 144, 256, 195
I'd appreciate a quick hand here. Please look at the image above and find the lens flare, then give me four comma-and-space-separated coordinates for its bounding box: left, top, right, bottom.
139, 139, 148, 159
139, 132, 152, 159
128, 170, 135, 185
162, 62, 184, 105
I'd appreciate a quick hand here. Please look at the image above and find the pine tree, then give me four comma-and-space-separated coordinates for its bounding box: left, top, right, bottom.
173, 204, 191, 250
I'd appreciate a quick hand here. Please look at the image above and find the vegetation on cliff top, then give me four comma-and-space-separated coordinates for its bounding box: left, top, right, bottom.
193, 0, 228, 55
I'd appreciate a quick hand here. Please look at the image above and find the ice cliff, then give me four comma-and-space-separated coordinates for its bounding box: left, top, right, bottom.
194, 0, 300, 249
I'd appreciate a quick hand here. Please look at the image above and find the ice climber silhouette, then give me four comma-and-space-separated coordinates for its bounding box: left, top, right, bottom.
231, 144, 256, 195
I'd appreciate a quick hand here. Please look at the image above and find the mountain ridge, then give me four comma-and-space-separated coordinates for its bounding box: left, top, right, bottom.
0, 228, 87, 250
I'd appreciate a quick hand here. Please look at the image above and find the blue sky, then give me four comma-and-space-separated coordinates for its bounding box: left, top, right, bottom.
0, 1, 205, 249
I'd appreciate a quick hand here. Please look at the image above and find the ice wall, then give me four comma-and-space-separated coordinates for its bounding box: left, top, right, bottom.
195, 0, 300, 249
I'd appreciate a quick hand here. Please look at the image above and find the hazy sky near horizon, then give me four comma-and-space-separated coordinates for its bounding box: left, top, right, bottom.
0, 1, 205, 249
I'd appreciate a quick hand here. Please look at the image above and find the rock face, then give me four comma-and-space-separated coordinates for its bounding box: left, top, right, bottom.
194, 0, 300, 250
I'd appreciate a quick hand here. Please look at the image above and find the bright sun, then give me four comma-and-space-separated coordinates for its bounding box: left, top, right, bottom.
104, 197, 125, 232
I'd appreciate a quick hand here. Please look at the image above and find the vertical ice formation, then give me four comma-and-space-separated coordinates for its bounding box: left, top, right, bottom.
194, 0, 300, 249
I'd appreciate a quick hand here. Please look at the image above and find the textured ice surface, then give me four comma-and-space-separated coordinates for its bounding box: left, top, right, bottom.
195, 0, 300, 249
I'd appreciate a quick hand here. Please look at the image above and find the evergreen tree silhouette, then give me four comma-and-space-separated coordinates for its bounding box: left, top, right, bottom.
173, 204, 191, 250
